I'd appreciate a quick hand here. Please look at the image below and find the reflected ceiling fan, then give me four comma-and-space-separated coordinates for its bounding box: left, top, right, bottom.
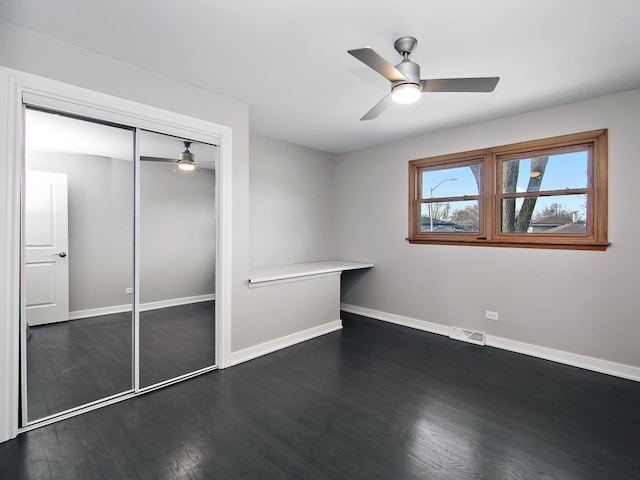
140, 141, 197, 171
348, 36, 500, 120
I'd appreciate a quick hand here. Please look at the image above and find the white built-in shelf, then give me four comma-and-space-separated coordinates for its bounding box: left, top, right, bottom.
249, 260, 374, 285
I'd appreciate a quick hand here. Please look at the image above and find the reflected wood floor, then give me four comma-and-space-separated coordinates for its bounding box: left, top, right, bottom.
139, 301, 216, 387
26, 311, 132, 421
4, 312, 640, 479
26, 301, 215, 421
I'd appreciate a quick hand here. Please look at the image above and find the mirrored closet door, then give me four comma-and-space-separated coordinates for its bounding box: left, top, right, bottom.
21, 107, 219, 426
23, 107, 135, 422
138, 130, 217, 387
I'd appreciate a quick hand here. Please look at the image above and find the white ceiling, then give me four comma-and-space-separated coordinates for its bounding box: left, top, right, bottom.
2, 0, 640, 153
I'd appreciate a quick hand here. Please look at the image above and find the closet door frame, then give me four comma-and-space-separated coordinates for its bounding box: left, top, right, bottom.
1, 68, 233, 438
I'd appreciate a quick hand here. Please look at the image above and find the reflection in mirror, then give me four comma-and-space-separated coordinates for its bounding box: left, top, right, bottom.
23, 108, 134, 422
139, 130, 217, 387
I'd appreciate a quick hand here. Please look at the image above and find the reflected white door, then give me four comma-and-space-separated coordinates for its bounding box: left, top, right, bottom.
25, 170, 70, 325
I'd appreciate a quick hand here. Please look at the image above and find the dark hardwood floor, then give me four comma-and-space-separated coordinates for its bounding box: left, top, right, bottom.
5, 312, 640, 479
26, 301, 215, 421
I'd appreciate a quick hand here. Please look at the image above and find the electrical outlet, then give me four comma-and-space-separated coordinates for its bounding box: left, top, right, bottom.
125, 287, 133, 295
486, 310, 499, 321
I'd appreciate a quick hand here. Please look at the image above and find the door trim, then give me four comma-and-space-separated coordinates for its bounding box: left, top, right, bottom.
0, 67, 234, 441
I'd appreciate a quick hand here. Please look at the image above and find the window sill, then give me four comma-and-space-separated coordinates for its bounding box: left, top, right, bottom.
407, 237, 610, 251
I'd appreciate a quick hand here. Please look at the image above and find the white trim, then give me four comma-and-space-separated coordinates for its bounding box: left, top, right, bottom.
340, 303, 640, 382
485, 335, 640, 382
21, 88, 221, 146
229, 320, 343, 367
0, 67, 234, 442
0, 71, 22, 442
215, 133, 232, 368
248, 271, 340, 288
249, 260, 373, 285
67, 294, 216, 320
340, 303, 450, 336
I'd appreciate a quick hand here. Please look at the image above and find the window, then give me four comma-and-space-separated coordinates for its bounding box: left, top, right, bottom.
408, 130, 608, 250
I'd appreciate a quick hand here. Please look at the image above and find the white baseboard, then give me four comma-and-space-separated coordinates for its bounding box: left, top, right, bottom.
340, 303, 640, 382
340, 304, 451, 337
229, 320, 343, 367
486, 335, 640, 382
68, 294, 215, 320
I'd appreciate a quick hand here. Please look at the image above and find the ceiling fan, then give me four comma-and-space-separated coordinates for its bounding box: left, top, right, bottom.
348, 36, 500, 120
140, 141, 197, 171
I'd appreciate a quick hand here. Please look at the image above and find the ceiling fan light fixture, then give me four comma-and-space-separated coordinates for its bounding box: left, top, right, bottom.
392, 83, 421, 104
178, 161, 196, 171
177, 141, 195, 171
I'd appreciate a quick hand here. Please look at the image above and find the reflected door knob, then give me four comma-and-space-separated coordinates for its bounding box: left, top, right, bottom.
54, 252, 67, 258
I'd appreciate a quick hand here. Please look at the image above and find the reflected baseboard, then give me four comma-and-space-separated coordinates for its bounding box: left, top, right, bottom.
139, 294, 215, 312
68, 294, 215, 320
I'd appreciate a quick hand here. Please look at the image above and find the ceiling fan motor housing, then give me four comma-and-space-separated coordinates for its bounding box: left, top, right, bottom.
180, 150, 194, 163
180, 141, 194, 163
392, 60, 421, 90
393, 36, 421, 91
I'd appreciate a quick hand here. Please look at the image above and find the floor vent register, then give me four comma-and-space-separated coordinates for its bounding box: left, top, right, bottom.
449, 327, 486, 346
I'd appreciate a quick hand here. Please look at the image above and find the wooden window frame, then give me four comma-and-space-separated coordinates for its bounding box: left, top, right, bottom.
408, 130, 609, 251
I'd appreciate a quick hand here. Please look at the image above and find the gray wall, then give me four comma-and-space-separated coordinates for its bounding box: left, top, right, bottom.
335, 88, 640, 369
250, 133, 335, 269
231, 134, 339, 351
140, 161, 216, 303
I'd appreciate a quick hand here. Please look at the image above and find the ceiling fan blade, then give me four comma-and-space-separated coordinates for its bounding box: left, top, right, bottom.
420, 77, 500, 93
348, 47, 408, 82
361, 93, 394, 121
140, 155, 178, 163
